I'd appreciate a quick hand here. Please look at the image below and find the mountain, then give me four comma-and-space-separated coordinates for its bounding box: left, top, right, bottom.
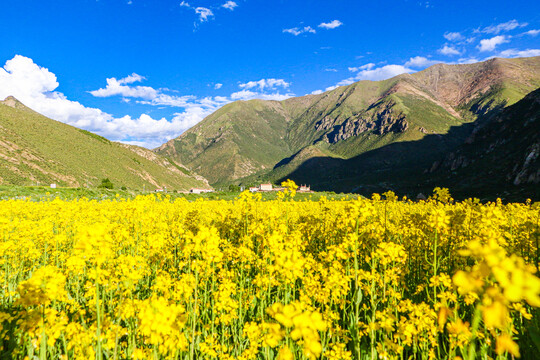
156, 57, 540, 192
0, 96, 210, 190
428, 87, 540, 200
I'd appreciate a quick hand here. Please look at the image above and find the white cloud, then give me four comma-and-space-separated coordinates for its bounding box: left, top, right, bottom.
229, 90, 293, 101
498, 48, 540, 58
90, 77, 158, 99
324, 68, 338, 72
404, 56, 441, 68
239, 78, 290, 90
214, 83, 223, 89
0, 55, 223, 148
438, 45, 461, 56
195, 7, 213, 22
180, 2, 215, 23
117, 73, 145, 84
222, 1, 237, 10
325, 63, 414, 92
1, 56, 297, 148
481, 19, 527, 34
311, 90, 323, 95
318, 20, 343, 30
457, 57, 479, 64
348, 63, 375, 72
283, 26, 316, 36
477, 35, 509, 52
354, 64, 414, 81
443, 32, 464, 41
523, 29, 540, 37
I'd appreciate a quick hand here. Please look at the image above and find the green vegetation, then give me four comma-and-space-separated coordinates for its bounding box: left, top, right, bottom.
97, 178, 114, 189
0, 184, 355, 202
157, 56, 540, 201
0, 99, 209, 190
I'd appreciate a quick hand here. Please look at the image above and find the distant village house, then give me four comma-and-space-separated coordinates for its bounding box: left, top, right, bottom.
298, 185, 311, 192
249, 183, 311, 193
190, 188, 213, 194
259, 183, 273, 191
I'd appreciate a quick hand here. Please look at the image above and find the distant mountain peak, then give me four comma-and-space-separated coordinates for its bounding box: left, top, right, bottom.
1, 96, 29, 110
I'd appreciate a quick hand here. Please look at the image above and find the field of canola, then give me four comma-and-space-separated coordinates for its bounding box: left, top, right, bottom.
0, 186, 539, 360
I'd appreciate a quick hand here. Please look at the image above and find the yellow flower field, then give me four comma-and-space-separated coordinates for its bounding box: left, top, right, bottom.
0, 187, 539, 359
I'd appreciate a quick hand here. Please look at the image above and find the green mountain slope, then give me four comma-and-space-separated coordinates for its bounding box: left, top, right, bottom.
156, 56, 540, 188
0, 97, 210, 190
156, 100, 292, 184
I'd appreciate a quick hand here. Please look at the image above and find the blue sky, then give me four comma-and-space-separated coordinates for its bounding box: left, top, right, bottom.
0, 0, 539, 148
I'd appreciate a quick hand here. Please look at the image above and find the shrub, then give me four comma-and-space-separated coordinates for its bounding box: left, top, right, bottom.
98, 178, 114, 189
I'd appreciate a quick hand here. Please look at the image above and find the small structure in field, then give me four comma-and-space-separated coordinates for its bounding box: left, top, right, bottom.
297, 185, 311, 192
190, 188, 213, 194
249, 187, 259, 192
50, 184, 57, 189
259, 183, 273, 191
155, 188, 165, 193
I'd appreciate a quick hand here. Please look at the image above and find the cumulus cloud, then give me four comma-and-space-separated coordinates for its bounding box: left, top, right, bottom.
222, 1, 237, 10
499, 48, 540, 58
0, 55, 223, 148
404, 56, 441, 68
324, 61, 418, 92
477, 35, 509, 52
90, 76, 158, 99
354, 64, 414, 80
283, 26, 316, 36
239, 78, 290, 90
214, 83, 223, 89
481, 19, 528, 34
1, 56, 297, 148
324, 68, 338, 72
443, 32, 464, 41
318, 20, 343, 29
438, 45, 461, 56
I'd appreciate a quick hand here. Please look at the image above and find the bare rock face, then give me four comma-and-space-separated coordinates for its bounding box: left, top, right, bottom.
1, 96, 25, 109
513, 143, 540, 185
321, 100, 409, 144
314, 116, 336, 132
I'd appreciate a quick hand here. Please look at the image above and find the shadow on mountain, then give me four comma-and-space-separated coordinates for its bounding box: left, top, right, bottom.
276, 93, 540, 202
273, 151, 302, 170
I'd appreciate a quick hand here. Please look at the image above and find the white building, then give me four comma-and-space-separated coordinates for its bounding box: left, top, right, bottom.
259, 183, 273, 191
190, 188, 213, 194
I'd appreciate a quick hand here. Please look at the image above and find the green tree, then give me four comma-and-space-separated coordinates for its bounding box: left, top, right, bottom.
98, 178, 114, 189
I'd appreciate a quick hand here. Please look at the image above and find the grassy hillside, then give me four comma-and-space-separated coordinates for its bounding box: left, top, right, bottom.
156, 100, 292, 184
157, 56, 540, 189
0, 97, 210, 190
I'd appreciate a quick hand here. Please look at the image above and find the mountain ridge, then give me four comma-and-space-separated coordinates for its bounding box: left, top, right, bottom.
0, 97, 210, 190
157, 56, 540, 189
